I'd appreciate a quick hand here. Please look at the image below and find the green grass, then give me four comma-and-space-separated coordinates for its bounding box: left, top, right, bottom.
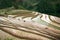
0, 38, 14, 40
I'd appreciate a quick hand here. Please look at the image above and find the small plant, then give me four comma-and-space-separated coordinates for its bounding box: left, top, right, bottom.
4, 38, 13, 40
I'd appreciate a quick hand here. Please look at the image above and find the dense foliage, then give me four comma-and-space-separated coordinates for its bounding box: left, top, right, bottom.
0, 0, 60, 17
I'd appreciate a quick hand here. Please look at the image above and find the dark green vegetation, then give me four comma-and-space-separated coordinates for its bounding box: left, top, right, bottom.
0, 0, 60, 17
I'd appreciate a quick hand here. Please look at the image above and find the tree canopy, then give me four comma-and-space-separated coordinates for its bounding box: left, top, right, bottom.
0, 0, 60, 17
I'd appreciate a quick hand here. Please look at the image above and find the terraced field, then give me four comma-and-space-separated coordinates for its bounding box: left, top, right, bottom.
0, 10, 60, 40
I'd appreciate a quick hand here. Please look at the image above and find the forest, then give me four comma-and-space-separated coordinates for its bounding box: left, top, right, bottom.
0, 0, 60, 17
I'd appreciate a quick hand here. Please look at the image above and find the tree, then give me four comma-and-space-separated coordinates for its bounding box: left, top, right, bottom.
0, 0, 60, 17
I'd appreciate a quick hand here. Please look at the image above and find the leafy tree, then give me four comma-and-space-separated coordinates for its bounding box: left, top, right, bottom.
0, 0, 60, 17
